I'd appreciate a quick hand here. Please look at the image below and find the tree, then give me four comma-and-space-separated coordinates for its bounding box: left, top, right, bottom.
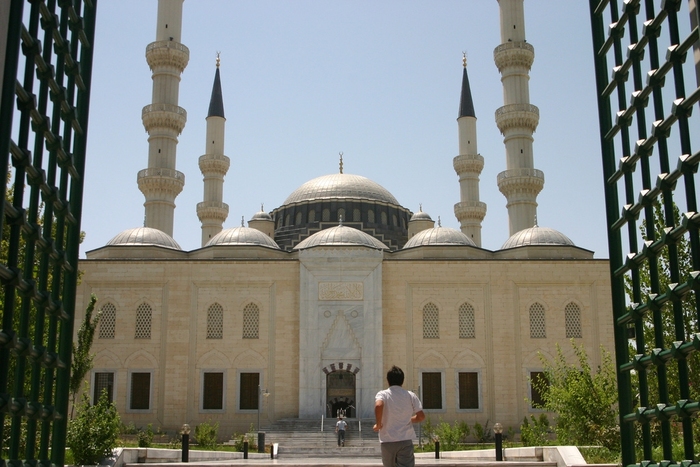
534, 341, 620, 450
67, 389, 121, 465
69, 294, 100, 418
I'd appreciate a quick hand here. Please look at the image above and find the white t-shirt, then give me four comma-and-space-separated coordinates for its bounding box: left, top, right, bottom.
375, 385, 422, 443
336, 420, 347, 431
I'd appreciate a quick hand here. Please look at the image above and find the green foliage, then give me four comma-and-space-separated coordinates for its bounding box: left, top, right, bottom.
121, 421, 138, 435
472, 420, 492, 443
194, 420, 219, 449
70, 294, 100, 417
137, 424, 154, 447
520, 414, 550, 446
433, 420, 470, 450
534, 341, 619, 450
67, 389, 121, 465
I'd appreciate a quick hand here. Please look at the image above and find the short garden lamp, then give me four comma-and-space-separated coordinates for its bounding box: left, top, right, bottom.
181, 424, 191, 462
493, 422, 503, 461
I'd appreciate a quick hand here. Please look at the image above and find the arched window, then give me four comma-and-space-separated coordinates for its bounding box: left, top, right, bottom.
353, 208, 361, 222
308, 210, 316, 223
392, 214, 398, 226
207, 303, 223, 339
276, 216, 282, 229
458, 302, 475, 338
322, 209, 330, 222
565, 302, 582, 338
99, 302, 116, 339
295, 211, 302, 225
135, 303, 152, 339
423, 302, 439, 339
529, 303, 546, 338
381, 212, 388, 225
285, 214, 291, 226
368, 210, 375, 223
242, 303, 259, 339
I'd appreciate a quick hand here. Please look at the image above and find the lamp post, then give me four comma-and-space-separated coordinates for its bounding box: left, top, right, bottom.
258, 385, 270, 453
493, 422, 503, 461
181, 424, 191, 462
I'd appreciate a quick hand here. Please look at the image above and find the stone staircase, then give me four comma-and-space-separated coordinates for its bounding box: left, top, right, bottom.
252, 418, 381, 458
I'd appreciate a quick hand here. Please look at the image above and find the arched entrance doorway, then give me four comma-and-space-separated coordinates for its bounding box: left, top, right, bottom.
326, 370, 356, 418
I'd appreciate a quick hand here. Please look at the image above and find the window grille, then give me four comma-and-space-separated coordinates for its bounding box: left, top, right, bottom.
338, 208, 345, 221
295, 211, 302, 225
380, 211, 388, 225
564, 302, 582, 338
529, 303, 546, 338
135, 303, 152, 339
353, 208, 361, 221
202, 372, 224, 410
368, 210, 375, 223
421, 372, 442, 409
392, 214, 398, 226
458, 303, 475, 338
242, 303, 259, 339
240, 372, 259, 410
93, 372, 115, 404
99, 303, 117, 339
322, 209, 330, 222
458, 372, 479, 409
308, 210, 315, 223
529, 371, 548, 409
422, 303, 439, 338
207, 303, 223, 339
285, 214, 290, 226
130, 372, 151, 410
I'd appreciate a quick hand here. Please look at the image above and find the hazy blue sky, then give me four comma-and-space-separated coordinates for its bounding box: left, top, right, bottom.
81, 1, 611, 257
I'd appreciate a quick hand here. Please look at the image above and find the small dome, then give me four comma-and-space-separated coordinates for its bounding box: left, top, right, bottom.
403, 226, 476, 249
250, 210, 272, 221
501, 226, 575, 249
107, 227, 181, 250
294, 225, 388, 250
283, 173, 400, 206
410, 210, 433, 221
206, 226, 280, 249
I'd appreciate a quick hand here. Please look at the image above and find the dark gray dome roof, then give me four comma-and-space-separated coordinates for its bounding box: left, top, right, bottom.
250, 210, 272, 221
206, 226, 280, 249
410, 210, 433, 221
403, 226, 476, 249
501, 226, 575, 249
107, 227, 182, 250
283, 173, 400, 206
294, 225, 388, 250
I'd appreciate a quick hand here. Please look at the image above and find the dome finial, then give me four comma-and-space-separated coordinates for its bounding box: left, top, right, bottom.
216, 51, 221, 68
261, 203, 264, 211
419, 203, 423, 212
438, 216, 442, 227
339, 214, 344, 226
534, 215, 538, 227
462, 51, 467, 68
241, 216, 244, 227
339, 152, 344, 174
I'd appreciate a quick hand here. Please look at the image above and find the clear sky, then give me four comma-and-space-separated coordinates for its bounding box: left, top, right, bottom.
81, 1, 611, 258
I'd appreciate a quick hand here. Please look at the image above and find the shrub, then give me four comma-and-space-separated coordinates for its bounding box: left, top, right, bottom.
194, 420, 219, 449
433, 420, 469, 450
137, 424, 154, 447
67, 389, 121, 465
520, 414, 549, 446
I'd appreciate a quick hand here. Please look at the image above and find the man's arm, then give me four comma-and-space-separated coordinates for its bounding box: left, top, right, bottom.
411, 410, 425, 423
373, 400, 384, 432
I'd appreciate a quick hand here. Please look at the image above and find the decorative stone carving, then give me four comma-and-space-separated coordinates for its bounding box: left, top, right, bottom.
318, 282, 363, 301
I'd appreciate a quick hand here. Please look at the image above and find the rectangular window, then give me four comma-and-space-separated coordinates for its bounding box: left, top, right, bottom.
458, 372, 479, 409
239, 372, 259, 410
93, 372, 115, 404
203, 372, 224, 410
130, 372, 151, 410
421, 372, 442, 410
530, 371, 549, 409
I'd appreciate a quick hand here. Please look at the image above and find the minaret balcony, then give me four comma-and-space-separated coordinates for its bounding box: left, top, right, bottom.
137, 167, 185, 196
453, 154, 484, 175
196, 201, 229, 223
199, 154, 231, 174
142, 103, 187, 135
493, 41, 534, 72
495, 103, 539, 135
146, 40, 190, 72
497, 168, 544, 197
454, 201, 487, 221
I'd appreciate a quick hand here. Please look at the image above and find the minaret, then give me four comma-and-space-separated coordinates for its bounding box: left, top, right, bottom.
138, 0, 189, 237
494, 0, 544, 236
197, 55, 230, 246
453, 53, 486, 247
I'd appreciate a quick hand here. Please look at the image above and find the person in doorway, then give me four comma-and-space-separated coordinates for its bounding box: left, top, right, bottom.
373, 366, 425, 467
335, 416, 347, 447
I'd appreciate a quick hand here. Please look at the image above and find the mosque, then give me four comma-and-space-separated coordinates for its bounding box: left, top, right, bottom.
75, 0, 614, 436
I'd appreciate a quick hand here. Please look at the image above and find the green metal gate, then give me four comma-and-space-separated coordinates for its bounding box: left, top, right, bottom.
0, 1, 97, 466
590, 0, 700, 465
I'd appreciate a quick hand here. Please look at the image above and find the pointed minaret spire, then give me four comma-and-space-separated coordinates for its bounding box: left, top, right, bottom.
495, 0, 544, 236
197, 54, 231, 246
138, 0, 189, 237
453, 53, 486, 246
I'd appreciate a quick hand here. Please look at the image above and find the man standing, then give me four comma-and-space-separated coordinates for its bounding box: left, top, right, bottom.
373, 366, 425, 467
335, 416, 347, 447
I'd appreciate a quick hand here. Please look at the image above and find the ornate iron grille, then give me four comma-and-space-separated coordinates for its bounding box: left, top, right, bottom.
0, 1, 97, 466
589, 0, 700, 465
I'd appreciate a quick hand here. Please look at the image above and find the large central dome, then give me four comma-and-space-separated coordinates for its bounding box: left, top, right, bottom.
283, 173, 400, 206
